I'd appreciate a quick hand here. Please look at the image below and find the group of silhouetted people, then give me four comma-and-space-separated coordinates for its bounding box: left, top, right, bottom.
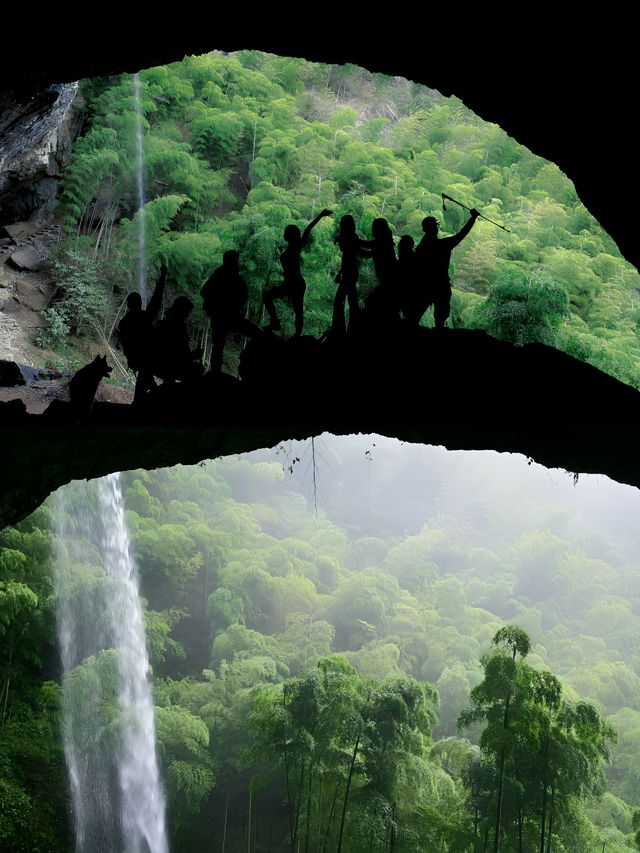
117, 266, 202, 404
331, 207, 479, 332
117, 205, 479, 401
261, 205, 479, 337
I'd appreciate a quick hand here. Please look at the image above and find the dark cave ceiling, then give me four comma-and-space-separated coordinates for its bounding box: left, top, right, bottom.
0, 16, 638, 527
2, 16, 636, 268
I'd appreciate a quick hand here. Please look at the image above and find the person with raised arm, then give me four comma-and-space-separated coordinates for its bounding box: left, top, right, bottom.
263, 208, 333, 336
415, 208, 479, 328
117, 264, 167, 404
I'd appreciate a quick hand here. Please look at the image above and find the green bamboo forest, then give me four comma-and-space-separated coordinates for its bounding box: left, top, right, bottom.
4, 49, 640, 853
4, 439, 640, 851
41, 50, 640, 384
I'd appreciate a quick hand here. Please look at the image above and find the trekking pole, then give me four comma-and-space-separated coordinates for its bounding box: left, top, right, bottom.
441, 193, 511, 233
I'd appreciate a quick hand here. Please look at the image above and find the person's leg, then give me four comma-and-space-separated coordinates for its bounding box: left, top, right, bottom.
233, 315, 262, 340
209, 319, 228, 373
332, 281, 348, 335
434, 288, 452, 329
345, 275, 359, 332
263, 284, 286, 330
133, 370, 155, 405
291, 282, 306, 336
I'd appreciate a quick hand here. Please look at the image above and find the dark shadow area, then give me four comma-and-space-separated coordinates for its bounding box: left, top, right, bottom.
2, 323, 640, 528
1, 24, 639, 532
1, 20, 637, 269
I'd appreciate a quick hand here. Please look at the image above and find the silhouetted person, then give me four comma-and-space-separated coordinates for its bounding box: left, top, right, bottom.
152, 296, 202, 382
397, 234, 420, 323
263, 208, 333, 336
117, 265, 166, 404
415, 209, 479, 328
332, 215, 370, 335
201, 250, 262, 372
365, 218, 397, 288
362, 218, 399, 325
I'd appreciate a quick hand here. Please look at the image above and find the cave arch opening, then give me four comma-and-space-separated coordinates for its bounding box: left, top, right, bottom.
5, 434, 640, 850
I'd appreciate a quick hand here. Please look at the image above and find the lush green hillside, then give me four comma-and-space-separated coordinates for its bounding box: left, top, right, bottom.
45, 50, 640, 386
3, 438, 640, 850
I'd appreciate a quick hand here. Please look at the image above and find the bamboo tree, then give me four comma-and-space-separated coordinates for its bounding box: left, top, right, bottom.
304, 761, 313, 853
336, 731, 361, 853
496, 628, 530, 852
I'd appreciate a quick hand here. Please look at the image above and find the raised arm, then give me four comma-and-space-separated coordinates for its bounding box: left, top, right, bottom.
447, 209, 479, 249
147, 264, 167, 319
301, 208, 333, 247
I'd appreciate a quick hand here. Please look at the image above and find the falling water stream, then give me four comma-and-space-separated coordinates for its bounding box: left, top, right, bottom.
54, 473, 168, 853
133, 73, 147, 306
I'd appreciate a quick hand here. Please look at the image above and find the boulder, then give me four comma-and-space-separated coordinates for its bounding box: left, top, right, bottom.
2, 223, 28, 239
6, 246, 47, 271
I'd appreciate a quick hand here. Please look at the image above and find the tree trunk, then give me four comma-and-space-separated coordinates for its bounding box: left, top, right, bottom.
104, 205, 117, 259
493, 747, 506, 852
320, 779, 340, 853
292, 759, 306, 848
304, 763, 313, 853
247, 787, 252, 853
253, 790, 258, 853
92, 211, 108, 258
545, 787, 555, 853
316, 778, 323, 853
336, 733, 360, 853
494, 693, 511, 853
539, 783, 548, 853
389, 801, 396, 853
518, 803, 523, 853
282, 692, 294, 852
222, 786, 229, 853
1, 634, 13, 725
250, 117, 257, 189
539, 733, 551, 853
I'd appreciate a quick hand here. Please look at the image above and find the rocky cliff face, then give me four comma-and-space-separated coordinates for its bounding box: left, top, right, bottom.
0, 82, 78, 225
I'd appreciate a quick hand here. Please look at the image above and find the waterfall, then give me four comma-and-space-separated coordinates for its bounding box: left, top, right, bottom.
54, 473, 168, 853
133, 73, 147, 307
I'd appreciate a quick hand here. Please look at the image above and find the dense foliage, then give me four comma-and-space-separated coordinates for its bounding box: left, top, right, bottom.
2, 438, 640, 849
47, 51, 640, 385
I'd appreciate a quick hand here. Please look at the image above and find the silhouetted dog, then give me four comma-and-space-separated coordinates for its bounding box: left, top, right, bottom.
69, 355, 112, 418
